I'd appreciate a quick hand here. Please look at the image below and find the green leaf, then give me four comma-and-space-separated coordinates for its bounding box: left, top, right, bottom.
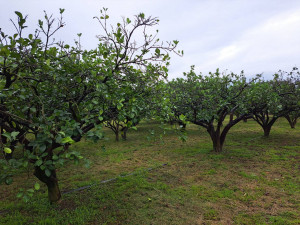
139, 13, 145, 19
117, 103, 123, 110
58, 131, 65, 136
34, 183, 40, 190
38, 19, 43, 27
2, 132, 11, 141
155, 48, 160, 55
61, 137, 75, 144
4, 147, 12, 154
35, 69, 42, 73
23, 195, 30, 202
179, 114, 186, 121
75, 77, 82, 83
39, 144, 46, 153
27, 189, 34, 193
16, 192, 23, 198
15, 11, 23, 19
126, 18, 131, 24
45, 160, 52, 165
0, 47, 10, 57
23, 161, 28, 167
45, 169, 51, 177
35, 159, 43, 166
41, 152, 48, 158
30, 107, 36, 113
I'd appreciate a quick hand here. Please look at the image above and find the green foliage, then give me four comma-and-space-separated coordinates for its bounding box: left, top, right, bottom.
16, 182, 41, 202
165, 66, 255, 152
246, 68, 300, 136
103, 67, 165, 141
0, 8, 180, 202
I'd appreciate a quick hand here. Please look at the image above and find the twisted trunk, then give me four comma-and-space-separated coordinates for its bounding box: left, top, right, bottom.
285, 115, 297, 129
253, 113, 277, 137
205, 114, 249, 152
211, 134, 223, 152
207, 127, 224, 152
263, 118, 277, 137
34, 166, 61, 203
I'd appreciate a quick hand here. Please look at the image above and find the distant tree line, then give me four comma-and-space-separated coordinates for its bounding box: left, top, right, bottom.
165, 67, 299, 152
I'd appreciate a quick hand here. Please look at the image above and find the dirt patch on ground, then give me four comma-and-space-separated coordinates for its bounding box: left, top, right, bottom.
56, 198, 77, 211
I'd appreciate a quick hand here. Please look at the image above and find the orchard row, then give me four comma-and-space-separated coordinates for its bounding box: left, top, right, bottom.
0, 9, 299, 202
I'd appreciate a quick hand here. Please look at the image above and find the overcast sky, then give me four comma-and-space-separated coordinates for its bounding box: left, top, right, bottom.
1, 0, 300, 79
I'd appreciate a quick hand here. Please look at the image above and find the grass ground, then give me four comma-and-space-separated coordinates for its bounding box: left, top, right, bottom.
0, 118, 299, 224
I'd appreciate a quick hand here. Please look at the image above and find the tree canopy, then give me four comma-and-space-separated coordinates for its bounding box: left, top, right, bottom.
0, 8, 181, 202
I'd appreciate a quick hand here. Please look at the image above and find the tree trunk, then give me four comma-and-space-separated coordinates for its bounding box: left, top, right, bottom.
212, 137, 223, 152
261, 117, 277, 137
291, 119, 297, 129
263, 125, 272, 137
121, 127, 128, 140
230, 113, 234, 122
285, 115, 297, 129
208, 128, 223, 152
115, 130, 119, 141
34, 167, 61, 203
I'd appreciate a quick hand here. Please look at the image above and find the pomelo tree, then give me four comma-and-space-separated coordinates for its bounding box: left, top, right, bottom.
247, 69, 300, 136
103, 66, 163, 141
168, 66, 254, 152
285, 111, 299, 129
0, 8, 180, 202
283, 68, 300, 128
165, 78, 189, 130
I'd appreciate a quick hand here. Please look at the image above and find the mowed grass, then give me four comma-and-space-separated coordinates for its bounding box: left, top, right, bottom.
0, 118, 299, 224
